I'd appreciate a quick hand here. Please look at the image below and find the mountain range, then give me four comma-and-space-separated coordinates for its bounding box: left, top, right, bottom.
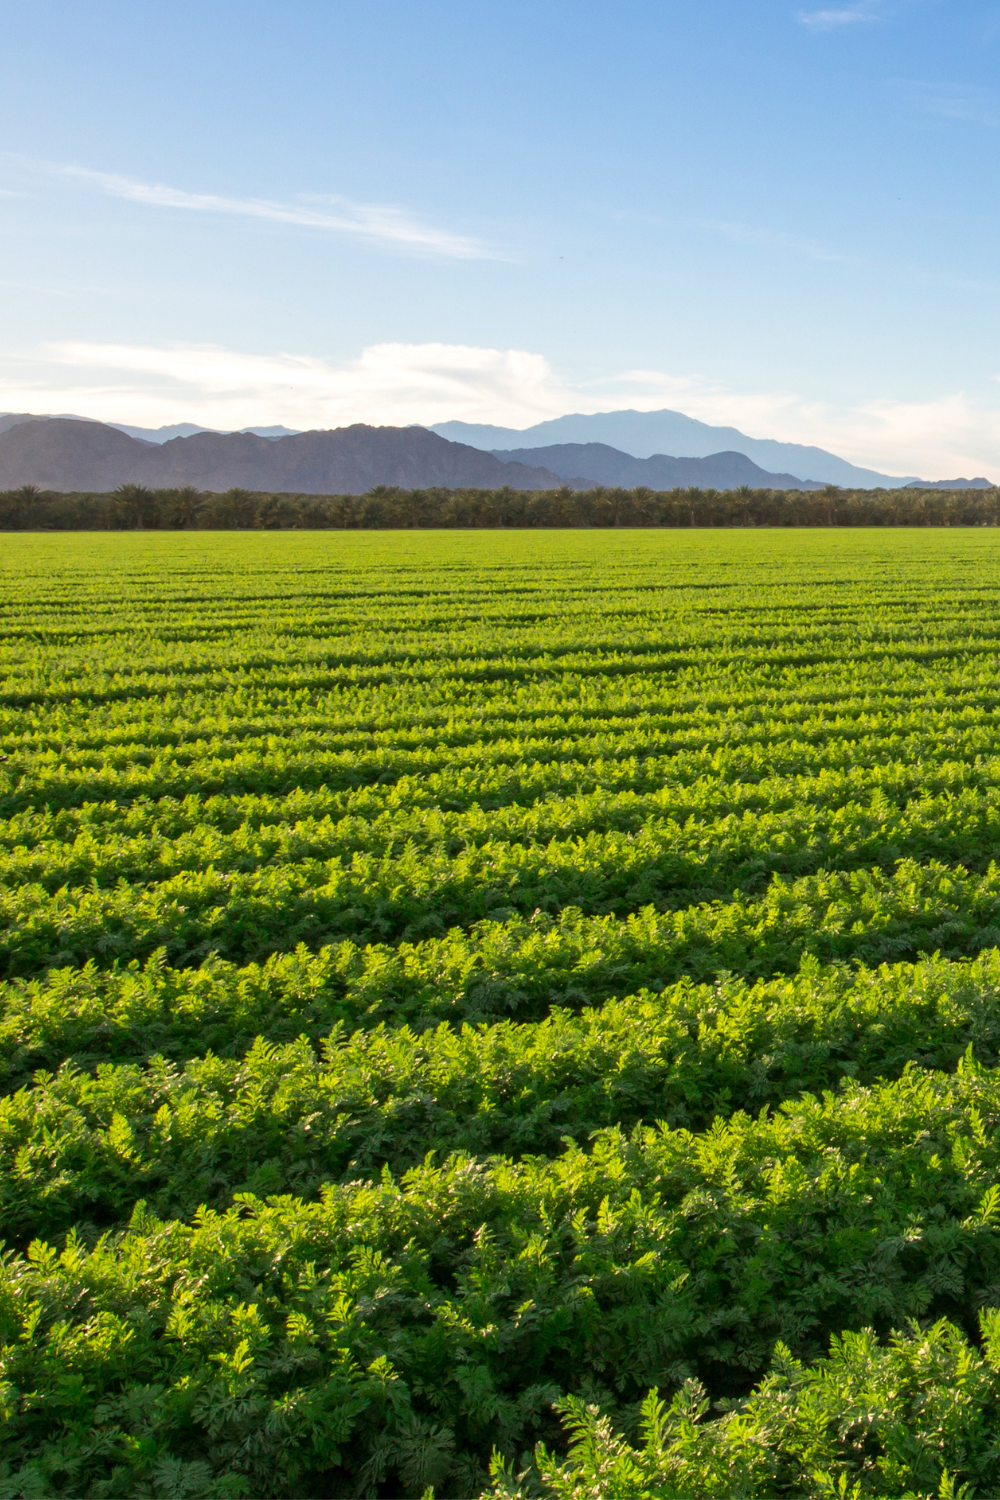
491, 442, 823, 491
113, 422, 298, 442
0, 417, 831, 494
0, 419, 563, 493
0, 414, 296, 443
0, 409, 992, 492
433, 408, 929, 488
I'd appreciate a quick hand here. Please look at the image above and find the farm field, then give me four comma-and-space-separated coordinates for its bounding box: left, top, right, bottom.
6, 528, 1000, 1496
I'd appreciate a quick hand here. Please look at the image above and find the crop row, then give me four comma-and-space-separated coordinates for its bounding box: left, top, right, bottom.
5, 629, 1000, 696
2, 575, 995, 629
6, 788, 1000, 975
4, 946, 1000, 1244
13, 703, 1000, 824
14, 758, 1000, 884
4, 858, 1000, 1071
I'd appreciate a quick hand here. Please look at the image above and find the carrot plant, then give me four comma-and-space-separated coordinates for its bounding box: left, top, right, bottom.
3, 529, 1000, 1495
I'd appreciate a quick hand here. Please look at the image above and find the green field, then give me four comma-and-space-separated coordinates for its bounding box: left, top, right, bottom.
6, 528, 1000, 1497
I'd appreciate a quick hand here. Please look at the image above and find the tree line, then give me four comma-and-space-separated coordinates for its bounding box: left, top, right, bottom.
3, 479, 1000, 529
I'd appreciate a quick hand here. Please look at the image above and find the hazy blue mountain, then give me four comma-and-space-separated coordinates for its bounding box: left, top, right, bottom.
108, 423, 214, 442
0, 413, 59, 436
495, 442, 822, 491
108, 422, 301, 442
5, 409, 992, 488
0, 412, 161, 441
238, 426, 300, 440
432, 408, 923, 488
906, 476, 993, 490
0, 414, 300, 444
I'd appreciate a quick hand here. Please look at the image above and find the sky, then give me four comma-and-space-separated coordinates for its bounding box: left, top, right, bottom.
2, 0, 1000, 477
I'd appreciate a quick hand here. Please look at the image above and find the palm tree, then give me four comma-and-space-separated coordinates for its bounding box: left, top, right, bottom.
629, 485, 656, 526
114, 483, 154, 530
169, 486, 203, 529
821, 483, 840, 526
685, 486, 703, 527
222, 487, 256, 528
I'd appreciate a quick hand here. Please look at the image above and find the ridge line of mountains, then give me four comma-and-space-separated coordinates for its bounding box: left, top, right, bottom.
0, 410, 991, 493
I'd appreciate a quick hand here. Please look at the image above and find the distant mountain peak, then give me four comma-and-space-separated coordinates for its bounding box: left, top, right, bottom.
491, 441, 822, 491
431, 408, 934, 489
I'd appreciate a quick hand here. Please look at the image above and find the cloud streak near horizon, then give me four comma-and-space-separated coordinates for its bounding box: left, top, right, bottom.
43, 164, 500, 260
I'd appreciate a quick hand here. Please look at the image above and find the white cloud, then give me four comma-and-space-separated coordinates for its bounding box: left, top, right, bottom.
0, 341, 564, 432
825, 393, 1000, 479
45, 164, 499, 260
1, 338, 999, 480
797, 5, 879, 28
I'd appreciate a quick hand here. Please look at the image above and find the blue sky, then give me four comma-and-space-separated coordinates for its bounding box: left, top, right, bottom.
2, 0, 999, 476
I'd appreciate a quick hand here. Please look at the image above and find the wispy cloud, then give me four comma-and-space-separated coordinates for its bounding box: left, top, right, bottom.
797, 4, 880, 28
43, 163, 500, 260
2, 338, 1000, 480
690, 217, 853, 264
900, 79, 999, 127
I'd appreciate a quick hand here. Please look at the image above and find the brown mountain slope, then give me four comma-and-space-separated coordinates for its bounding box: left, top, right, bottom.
0, 419, 563, 493
0, 420, 150, 490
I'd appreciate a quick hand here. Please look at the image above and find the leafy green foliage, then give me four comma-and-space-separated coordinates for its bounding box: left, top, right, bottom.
7, 1063, 1000, 1494
7, 860, 1000, 1086
4, 948, 1000, 1241
489, 1314, 1000, 1498
3, 530, 1000, 1495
